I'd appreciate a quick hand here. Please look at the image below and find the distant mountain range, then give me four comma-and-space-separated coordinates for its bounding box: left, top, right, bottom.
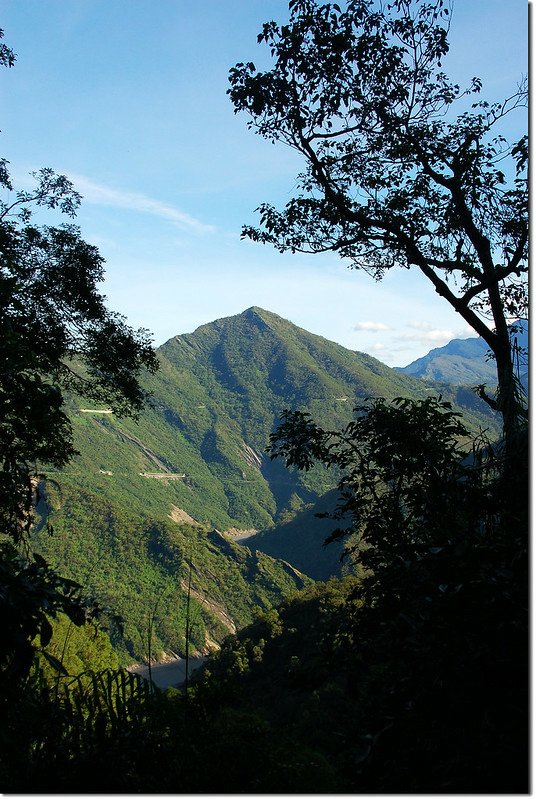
397, 319, 528, 389
32, 307, 503, 661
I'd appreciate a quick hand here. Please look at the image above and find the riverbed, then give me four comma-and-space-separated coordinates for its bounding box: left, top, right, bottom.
128, 656, 207, 690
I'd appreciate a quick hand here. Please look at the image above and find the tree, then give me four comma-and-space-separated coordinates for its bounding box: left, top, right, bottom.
229, 0, 528, 446
0, 30, 158, 683
269, 397, 487, 590
0, 164, 159, 542
268, 396, 528, 791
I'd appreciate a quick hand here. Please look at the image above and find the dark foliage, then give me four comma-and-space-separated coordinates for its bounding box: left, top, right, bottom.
0, 32, 158, 775
265, 395, 528, 791
0, 155, 158, 686
1, 665, 155, 792
0, 162, 158, 544
229, 0, 528, 441
0, 541, 95, 698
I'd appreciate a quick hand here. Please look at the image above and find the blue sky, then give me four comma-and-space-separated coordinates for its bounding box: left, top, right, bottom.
0, 0, 528, 366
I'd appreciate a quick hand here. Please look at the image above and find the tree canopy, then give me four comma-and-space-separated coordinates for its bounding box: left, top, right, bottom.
0, 163, 158, 542
0, 30, 158, 688
229, 0, 528, 441
266, 393, 528, 791
231, 13, 529, 778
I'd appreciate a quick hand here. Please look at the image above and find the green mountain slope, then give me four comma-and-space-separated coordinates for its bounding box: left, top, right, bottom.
62, 306, 500, 532
31, 307, 500, 660
244, 490, 357, 581
33, 478, 310, 664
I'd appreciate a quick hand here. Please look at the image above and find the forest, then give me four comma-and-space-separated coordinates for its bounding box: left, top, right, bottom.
0, 0, 528, 793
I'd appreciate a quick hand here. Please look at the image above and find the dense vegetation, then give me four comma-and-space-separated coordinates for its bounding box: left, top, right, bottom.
56, 305, 500, 530
33, 477, 310, 663
8, 459, 528, 793
28, 306, 500, 658
0, 0, 528, 792
4, 387, 526, 793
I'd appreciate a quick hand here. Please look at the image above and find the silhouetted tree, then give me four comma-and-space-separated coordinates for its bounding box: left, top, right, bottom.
0, 31, 158, 687
269, 396, 528, 791
0, 162, 158, 543
229, 0, 528, 445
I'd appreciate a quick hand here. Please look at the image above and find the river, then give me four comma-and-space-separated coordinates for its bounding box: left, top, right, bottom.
128, 656, 207, 690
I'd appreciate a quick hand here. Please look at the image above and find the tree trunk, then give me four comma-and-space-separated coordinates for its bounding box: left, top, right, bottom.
488, 282, 524, 456
494, 337, 520, 452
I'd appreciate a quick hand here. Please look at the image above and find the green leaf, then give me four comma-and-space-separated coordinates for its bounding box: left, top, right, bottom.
41, 649, 69, 675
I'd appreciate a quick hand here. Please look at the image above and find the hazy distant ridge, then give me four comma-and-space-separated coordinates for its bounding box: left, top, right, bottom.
397, 320, 528, 387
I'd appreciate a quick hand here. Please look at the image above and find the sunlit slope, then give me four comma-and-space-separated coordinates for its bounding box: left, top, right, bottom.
33, 478, 310, 664
32, 306, 500, 661
55, 306, 499, 534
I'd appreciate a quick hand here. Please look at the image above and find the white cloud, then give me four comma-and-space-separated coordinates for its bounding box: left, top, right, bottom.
354, 321, 392, 332
402, 320, 481, 348
401, 328, 456, 346
369, 342, 386, 351
69, 174, 216, 234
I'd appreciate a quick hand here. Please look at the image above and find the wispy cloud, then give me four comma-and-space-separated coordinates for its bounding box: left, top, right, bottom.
354, 321, 392, 332
69, 174, 216, 234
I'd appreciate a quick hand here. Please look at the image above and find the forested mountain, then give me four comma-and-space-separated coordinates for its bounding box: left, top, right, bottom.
67, 304, 497, 530
3, 0, 527, 788
30, 307, 500, 662
244, 490, 352, 581
397, 319, 528, 387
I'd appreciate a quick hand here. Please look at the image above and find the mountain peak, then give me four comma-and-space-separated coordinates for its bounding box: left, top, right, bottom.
244, 305, 267, 315
397, 319, 528, 386
241, 306, 280, 325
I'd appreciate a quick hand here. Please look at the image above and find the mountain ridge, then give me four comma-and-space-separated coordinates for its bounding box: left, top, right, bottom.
32, 307, 501, 662
397, 319, 528, 386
